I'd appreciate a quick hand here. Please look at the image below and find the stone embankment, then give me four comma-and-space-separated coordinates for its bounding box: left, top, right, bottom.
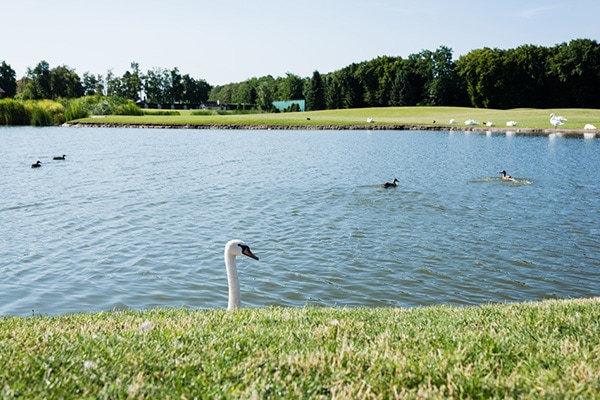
64, 122, 598, 137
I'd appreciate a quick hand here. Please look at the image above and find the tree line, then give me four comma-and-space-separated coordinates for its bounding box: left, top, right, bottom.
1, 38, 598, 110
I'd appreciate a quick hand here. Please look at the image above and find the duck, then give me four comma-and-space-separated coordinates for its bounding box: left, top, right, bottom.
500, 170, 513, 181
53, 154, 66, 160
381, 178, 399, 188
31, 161, 42, 168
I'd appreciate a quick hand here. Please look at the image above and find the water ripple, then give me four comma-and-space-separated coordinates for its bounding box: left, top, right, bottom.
1, 127, 599, 315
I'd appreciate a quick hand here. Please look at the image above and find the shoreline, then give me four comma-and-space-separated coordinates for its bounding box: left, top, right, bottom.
65, 121, 599, 137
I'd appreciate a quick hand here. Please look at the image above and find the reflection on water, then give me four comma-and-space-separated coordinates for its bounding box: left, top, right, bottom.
1, 127, 599, 316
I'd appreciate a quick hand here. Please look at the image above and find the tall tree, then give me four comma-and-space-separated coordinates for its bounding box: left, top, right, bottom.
0, 61, 17, 97
305, 70, 325, 111
121, 62, 143, 101
50, 65, 83, 98
23, 60, 52, 99
279, 72, 305, 100
550, 39, 600, 108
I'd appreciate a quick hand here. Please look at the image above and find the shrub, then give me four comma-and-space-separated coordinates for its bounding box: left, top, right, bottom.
64, 98, 90, 121
144, 110, 181, 116
191, 110, 216, 116
0, 99, 30, 125
113, 101, 144, 116
23, 100, 65, 126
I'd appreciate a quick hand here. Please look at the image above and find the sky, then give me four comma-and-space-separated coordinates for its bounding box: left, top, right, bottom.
2, 0, 599, 86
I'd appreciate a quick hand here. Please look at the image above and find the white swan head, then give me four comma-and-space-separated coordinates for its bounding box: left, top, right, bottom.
224, 239, 259, 311
225, 239, 259, 261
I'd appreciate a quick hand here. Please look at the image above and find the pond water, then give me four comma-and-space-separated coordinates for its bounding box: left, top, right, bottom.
1, 127, 599, 316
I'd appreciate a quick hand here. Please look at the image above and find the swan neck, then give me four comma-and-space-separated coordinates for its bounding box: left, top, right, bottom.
225, 253, 240, 311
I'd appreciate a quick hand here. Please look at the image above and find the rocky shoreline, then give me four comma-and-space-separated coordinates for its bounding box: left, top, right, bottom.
65, 122, 598, 137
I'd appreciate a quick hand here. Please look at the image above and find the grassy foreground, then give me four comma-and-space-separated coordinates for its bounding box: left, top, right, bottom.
1, 298, 599, 398
72, 106, 600, 131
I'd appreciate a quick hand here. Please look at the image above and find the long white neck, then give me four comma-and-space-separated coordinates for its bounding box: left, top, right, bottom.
225, 252, 241, 311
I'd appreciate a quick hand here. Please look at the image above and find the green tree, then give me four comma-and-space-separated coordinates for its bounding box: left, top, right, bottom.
255, 76, 275, 111
305, 70, 325, 111
82, 72, 104, 96
22, 60, 52, 99
181, 74, 211, 105
550, 39, 600, 108
0, 61, 17, 98
121, 62, 143, 102
279, 72, 305, 100
143, 68, 168, 104
50, 65, 83, 98
325, 75, 343, 109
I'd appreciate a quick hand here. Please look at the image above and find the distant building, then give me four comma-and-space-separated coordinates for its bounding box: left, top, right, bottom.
201, 100, 229, 111
272, 100, 305, 112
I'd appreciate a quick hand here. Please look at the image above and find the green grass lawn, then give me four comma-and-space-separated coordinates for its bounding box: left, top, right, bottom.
2, 298, 599, 398
74, 107, 600, 131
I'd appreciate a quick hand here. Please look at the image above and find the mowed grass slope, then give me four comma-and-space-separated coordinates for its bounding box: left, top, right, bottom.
74, 107, 600, 130
1, 298, 599, 398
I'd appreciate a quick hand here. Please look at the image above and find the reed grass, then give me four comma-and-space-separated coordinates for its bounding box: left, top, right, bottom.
1, 298, 599, 398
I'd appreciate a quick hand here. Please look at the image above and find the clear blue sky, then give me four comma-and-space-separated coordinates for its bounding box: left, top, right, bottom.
2, 0, 598, 86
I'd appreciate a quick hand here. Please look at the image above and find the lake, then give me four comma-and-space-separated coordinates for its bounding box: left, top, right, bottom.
1, 127, 599, 316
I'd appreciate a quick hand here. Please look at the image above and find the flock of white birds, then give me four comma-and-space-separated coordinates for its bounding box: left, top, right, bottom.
445, 113, 597, 130
364, 115, 597, 130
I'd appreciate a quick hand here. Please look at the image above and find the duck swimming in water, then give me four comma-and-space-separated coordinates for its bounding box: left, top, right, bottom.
53, 154, 66, 160
500, 170, 513, 181
31, 160, 42, 168
381, 178, 399, 188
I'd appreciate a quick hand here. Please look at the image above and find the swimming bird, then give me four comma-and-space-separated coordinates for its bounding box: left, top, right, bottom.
550, 113, 567, 128
500, 170, 513, 181
31, 161, 42, 168
53, 154, 66, 160
506, 121, 517, 127
224, 239, 259, 311
381, 178, 399, 188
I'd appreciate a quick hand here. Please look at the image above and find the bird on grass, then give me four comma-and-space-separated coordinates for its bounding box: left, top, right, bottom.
550, 113, 567, 128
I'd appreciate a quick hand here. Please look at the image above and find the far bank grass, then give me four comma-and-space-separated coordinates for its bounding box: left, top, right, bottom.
74, 106, 600, 130
2, 298, 599, 398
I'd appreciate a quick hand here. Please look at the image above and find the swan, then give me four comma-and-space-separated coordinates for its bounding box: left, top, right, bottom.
367, 117, 374, 123
53, 154, 66, 160
224, 239, 259, 310
449, 119, 456, 124
506, 121, 517, 127
31, 160, 42, 168
464, 119, 479, 125
584, 124, 597, 130
381, 178, 399, 188
486, 121, 494, 127
500, 170, 513, 181
550, 113, 567, 128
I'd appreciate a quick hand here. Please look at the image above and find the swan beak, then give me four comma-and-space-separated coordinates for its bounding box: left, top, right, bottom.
242, 246, 259, 261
